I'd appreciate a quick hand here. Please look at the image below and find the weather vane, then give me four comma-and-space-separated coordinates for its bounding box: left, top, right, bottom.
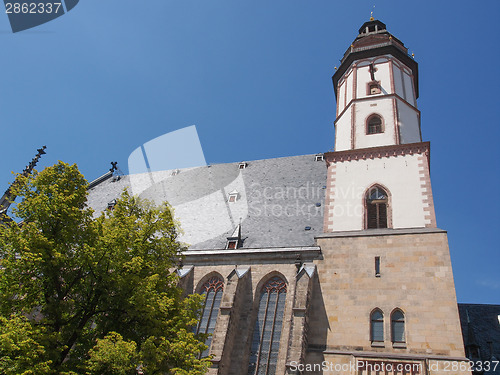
370, 5, 375, 21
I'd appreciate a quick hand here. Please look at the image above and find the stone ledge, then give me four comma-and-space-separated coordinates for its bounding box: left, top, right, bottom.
182, 246, 322, 263
307, 346, 468, 362
316, 227, 446, 239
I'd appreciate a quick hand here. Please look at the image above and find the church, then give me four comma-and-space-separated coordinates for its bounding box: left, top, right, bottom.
82, 18, 499, 375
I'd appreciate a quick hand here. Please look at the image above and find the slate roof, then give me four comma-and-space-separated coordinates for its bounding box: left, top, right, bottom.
86, 154, 327, 251
458, 304, 500, 373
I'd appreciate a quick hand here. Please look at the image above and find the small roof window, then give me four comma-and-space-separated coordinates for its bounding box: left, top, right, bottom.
228, 190, 239, 202
315, 154, 324, 161
238, 162, 248, 169
226, 240, 238, 249
171, 169, 180, 176
226, 224, 242, 249
107, 199, 117, 210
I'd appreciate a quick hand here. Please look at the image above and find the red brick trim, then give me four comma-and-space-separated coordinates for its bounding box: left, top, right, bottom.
389, 59, 396, 95
393, 97, 400, 144
417, 153, 437, 228
325, 142, 430, 165
334, 93, 420, 126
351, 104, 356, 149
353, 63, 357, 100
334, 84, 342, 114
323, 163, 337, 232
344, 77, 347, 109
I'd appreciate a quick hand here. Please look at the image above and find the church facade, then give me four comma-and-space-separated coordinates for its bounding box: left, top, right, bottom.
86, 19, 475, 375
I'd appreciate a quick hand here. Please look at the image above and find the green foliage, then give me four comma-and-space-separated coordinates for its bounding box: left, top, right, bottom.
0, 162, 210, 374
86, 332, 137, 375
0, 314, 52, 374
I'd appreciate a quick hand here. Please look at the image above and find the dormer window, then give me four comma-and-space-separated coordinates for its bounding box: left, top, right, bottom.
226, 240, 238, 249
171, 169, 180, 176
315, 154, 324, 161
368, 81, 381, 95
238, 162, 248, 170
228, 191, 239, 202
226, 224, 242, 249
367, 115, 383, 134
107, 199, 117, 210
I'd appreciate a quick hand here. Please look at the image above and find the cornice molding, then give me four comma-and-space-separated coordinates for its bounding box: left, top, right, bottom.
324, 142, 430, 166
182, 246, 322, 264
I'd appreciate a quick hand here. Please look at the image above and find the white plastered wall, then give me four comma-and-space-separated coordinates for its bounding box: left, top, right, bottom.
327, 153, 429, 231
337, 78, 345, 114
354, 97, 396, 149
355, 59, 392, 99
397, 99, 421, 144
345, 71, 353, 109
392, 61, 416, 106
334, 107, 352, 151
334, 56, 421, 151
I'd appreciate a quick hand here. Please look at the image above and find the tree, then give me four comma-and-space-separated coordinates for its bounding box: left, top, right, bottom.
0, 162, 210, 374
0, 314, 52, 374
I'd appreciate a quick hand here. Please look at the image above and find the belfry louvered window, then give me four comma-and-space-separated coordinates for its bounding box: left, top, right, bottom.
371, 309, 384, 342
391, 309, 406, 343
248, 276, 287, 375
366, 186, 388, 229
196, 276, 224, 358
367, 115, 383, 134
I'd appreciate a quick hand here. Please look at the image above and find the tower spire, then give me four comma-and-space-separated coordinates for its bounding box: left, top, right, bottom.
0, 146, 47, 224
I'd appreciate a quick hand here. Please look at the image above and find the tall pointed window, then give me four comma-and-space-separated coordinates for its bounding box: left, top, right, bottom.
196, 276, 224, 358
248, 276, 287, 375
370, 309, 384, 343
366, 186, 389, 229
367, 115, 383, 134
391, 309, 406, 344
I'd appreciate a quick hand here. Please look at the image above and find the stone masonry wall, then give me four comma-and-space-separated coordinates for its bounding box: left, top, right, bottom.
304, 230, 467, 373
184, 262, 304, 375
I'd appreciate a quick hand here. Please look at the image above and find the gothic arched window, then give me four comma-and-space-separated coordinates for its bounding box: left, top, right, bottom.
366, 186, 389, 229
370, 309, 384, 343
248, 276, 287, 375
367, 115, 383, 134
391, 309, 406, 343
196, 276, 224, 358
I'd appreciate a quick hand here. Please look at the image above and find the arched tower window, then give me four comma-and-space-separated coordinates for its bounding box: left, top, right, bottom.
196, 276, 224, 358
370, 309, 384, 343
391, 309, 406, 343
367, 115, 383, 134
248, 276, 287, 375
366, 186, 389, 229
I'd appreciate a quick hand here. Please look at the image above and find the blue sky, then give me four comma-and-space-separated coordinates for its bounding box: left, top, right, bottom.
1, 0, 499, 304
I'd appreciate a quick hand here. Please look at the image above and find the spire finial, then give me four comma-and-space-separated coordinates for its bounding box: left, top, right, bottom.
370, 5, 375, 21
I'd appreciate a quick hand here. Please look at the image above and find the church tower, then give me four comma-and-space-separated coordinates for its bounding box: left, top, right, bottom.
324, 18, 434, 232
306, 19, 470, 374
